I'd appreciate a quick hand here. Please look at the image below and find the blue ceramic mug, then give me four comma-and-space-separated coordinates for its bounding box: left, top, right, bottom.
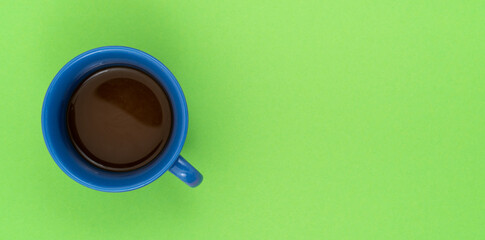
42, 46, 202, 192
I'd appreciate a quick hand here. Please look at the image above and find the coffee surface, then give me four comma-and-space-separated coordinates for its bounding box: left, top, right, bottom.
67, 67, 172, 171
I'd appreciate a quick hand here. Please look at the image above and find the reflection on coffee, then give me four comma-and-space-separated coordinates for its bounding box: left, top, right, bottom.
67, 67, 172, 171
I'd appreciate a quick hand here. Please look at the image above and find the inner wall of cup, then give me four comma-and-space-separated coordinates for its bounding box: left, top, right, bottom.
43, 48, 187, 190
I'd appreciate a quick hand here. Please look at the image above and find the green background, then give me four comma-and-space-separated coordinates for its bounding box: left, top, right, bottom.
0, 0, 484, 239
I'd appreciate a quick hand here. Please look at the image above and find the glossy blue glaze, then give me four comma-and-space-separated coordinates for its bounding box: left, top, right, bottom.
41, 46, 202, 192
169, 156, 203, 187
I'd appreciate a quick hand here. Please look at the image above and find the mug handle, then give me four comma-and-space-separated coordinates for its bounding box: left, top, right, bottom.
169, 156, 203, 187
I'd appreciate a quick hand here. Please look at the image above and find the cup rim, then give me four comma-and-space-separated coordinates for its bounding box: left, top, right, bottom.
42, 46, 188, 192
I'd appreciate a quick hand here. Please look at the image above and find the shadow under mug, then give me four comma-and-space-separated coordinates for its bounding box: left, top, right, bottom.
42, 46, 202, 192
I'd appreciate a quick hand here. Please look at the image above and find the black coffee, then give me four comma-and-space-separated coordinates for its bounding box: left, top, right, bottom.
67, 67, 172, 171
